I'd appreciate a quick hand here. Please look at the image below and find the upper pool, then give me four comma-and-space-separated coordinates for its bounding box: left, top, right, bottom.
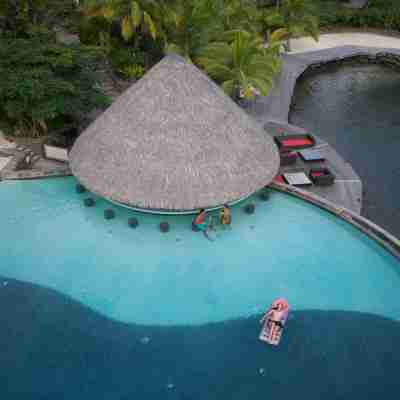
1, 177, 399, 326
290, 62, 400, 238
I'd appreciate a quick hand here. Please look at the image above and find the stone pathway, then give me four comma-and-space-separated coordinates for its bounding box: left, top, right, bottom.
289, 33, 400, 54
0, 132, 70, 181
343, 0, 368, 9
0, 132, 15, 175
244, 33, 400, 214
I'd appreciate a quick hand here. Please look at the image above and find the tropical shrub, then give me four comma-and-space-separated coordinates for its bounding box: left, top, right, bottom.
263, 0, 319, 50
197, 29, 283, 100
118, 64, 145, 79
0, 36, 110, 137
223, 0, 264, 36
81, 0, 166, 71
163, 0, 225, 60
314, 0, 400, 31
82, 0, 164, 43
79, 15, 111, 45
0, 0, 81, 36
109, 44, 146, 78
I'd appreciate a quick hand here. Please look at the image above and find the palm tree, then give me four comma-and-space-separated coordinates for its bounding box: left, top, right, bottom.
162, 0, 224, 60
82, 0, 164, 43
196, 29, 283, 101
264, 0, 319, 51
223, 0, 264, 37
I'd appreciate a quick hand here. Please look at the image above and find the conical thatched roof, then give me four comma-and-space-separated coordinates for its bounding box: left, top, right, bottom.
70, 54, 279, 212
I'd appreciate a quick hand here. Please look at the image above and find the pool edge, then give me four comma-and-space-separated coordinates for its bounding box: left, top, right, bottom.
270, 182, 400, 260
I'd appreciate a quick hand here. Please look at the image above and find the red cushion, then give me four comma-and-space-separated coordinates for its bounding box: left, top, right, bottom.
274, 175, 285, 183
311, 172, 323, 177
281, 138, 313, 147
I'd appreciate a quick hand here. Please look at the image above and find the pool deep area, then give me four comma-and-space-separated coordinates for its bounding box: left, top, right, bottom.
0, 177, 399, 326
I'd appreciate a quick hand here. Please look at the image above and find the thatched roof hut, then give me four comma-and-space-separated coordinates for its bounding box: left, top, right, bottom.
69, 54, 279, 213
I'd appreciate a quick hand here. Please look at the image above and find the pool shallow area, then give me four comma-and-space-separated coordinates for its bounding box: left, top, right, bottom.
0, 177, 399, 326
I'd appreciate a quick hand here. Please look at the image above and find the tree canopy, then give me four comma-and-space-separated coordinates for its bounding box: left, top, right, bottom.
0, 36, 109, 136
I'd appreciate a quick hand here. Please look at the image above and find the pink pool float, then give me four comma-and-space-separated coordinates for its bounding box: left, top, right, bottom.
259, 298, 290, 345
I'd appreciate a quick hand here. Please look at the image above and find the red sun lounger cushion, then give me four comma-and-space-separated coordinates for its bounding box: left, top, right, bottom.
274, 134, 316, 151
274, 175, 286, 184
311, 172, 323, 177
281, 138, 313, 147
309, 168, 335, 186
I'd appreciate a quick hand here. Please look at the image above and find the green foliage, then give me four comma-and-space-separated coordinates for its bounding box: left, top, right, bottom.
80, 0, 320, 95
197, 29, 282, 100
79, 16, 111, 45
82, 0, 165, 43
223, 0, 264, 36
163, 0, 225, 60
109, 44, 146, 78
0, 0, 81, 36
118, 64, 145, 79
263, 0, 319, 47
0, 37, 110, 137
313, 0, 400, 31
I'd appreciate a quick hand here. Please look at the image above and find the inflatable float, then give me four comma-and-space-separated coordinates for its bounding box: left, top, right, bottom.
259, 298, 289, 345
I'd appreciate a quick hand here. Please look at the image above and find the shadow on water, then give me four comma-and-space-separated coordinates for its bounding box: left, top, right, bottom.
0, 277, 399, 399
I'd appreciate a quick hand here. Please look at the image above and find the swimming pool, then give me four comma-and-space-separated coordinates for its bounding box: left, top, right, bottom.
1, 177, 398, 326
1, 176, 400, 399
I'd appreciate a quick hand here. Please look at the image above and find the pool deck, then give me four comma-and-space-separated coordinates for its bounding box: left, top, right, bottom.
0, 133, 71, 180
243, 33, 400, 215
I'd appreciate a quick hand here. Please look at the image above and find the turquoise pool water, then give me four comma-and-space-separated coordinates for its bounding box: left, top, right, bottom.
1, 177, 399, 326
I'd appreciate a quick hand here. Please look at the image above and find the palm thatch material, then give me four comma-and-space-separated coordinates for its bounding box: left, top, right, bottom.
69, 54, 279, 212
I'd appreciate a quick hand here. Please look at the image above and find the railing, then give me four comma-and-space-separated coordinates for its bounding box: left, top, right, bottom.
270, 182, 400, 260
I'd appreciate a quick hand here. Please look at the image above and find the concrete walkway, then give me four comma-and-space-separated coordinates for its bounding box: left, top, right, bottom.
0, 132, 71, 181
289, 33, 400, 54
244, 33, 400, 214
343, 0, 369, 9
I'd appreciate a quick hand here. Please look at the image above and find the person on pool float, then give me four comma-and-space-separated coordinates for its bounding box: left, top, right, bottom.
261, 299, 288, 329
268, 303, 284, 328
219, 204, 231, 227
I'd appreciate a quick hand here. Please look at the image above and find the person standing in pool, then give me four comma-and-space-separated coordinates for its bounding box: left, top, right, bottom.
219, 204, 231, 228
193, 209, 213, 240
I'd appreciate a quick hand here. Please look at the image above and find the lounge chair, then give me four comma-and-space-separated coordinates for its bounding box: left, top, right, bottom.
0, 156, 12, 172
299, 149, 325, 163
282, 172, 312, 187
273, 175, 286, 184
309, 168, 335, 186
274, 134, 316, 151
279, 150, 297, 166
43, 144, 69, 163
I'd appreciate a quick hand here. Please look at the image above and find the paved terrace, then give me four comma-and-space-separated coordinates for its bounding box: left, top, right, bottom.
0, 133, 70, 180
243, 33, 400, 214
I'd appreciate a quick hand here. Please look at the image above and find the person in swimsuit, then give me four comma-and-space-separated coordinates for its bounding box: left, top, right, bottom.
193, 209, 213, 240
260, 304, 284, 329
269, 305, 284, 328
219, 204, 231, 228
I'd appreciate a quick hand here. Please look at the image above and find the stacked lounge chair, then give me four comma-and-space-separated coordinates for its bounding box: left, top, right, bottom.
309, 168, 335, 186
274, 134, 315, 151
274, 133, 335, 187
43, 144, 69, 162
